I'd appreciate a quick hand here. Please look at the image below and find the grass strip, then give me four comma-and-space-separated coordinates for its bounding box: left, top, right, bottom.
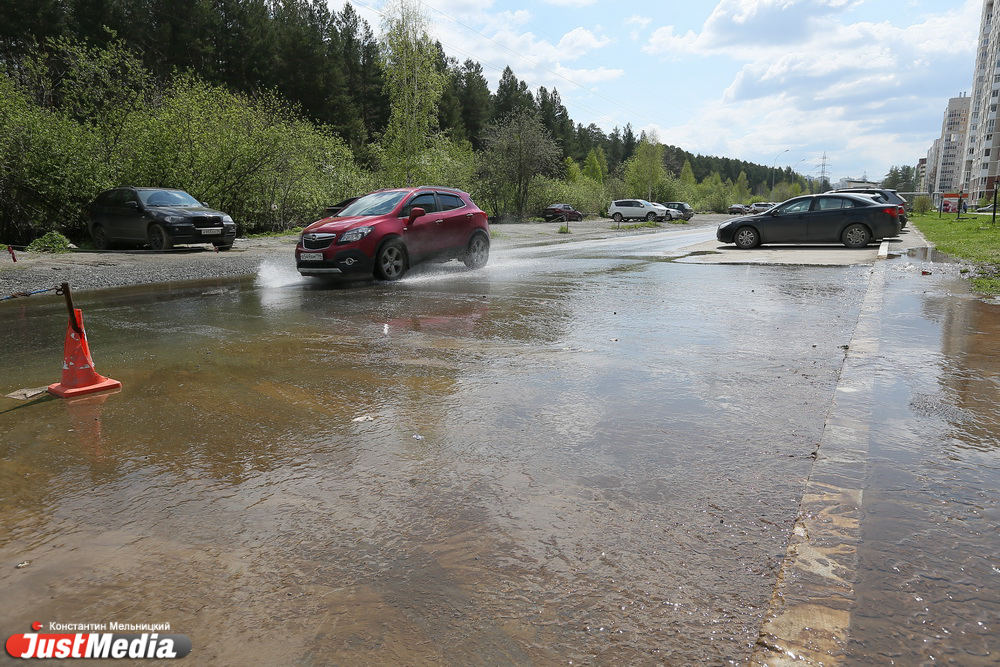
909, 212, 1000, 293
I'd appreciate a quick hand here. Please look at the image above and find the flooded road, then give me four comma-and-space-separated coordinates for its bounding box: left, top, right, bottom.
842, 256, 1000, 665
1, 229, 998, 664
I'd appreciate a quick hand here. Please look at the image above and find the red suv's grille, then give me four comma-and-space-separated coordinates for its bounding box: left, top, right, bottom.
303, 233, 336, 250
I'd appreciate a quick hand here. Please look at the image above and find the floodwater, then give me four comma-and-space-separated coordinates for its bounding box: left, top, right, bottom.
845, 257, 1000, 665
1, 230, 998, 665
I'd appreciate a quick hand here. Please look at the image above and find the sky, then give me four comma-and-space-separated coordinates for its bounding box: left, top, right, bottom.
331, 0, 983, 185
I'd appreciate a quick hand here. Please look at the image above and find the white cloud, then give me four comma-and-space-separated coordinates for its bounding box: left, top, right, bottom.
638, 0, 982, 179
624, 15, 651, 29
557, 27, 612, 51
552, 64, 623, 86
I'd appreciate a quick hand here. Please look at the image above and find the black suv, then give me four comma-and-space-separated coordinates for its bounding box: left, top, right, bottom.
830, 188, 907, 227
88, 187, 237, 250
660, 201, 694, 220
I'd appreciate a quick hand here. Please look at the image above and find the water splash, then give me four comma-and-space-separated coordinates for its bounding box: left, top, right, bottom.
255, 258, 304, 288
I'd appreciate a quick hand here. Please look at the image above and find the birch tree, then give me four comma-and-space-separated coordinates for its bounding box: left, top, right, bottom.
379, 0, 443, 185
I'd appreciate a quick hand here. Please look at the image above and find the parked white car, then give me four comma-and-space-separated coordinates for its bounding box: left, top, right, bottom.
608, 199, 668, 222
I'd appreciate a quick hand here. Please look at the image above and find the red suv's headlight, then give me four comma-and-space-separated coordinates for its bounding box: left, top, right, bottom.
338, 226, 374, 244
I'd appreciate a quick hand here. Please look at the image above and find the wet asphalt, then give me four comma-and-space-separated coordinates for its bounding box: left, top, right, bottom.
1, 220, 998, 665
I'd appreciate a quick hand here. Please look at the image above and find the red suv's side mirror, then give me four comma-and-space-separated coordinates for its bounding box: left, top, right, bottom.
408, 207, 425, 222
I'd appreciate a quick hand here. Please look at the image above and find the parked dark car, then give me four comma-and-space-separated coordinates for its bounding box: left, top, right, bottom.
660, 201, 694, 220
652, 204, 683, 221
88, 187, 236, 251
728, 204, 749, 214
716, 193, 901, 249
542, 203, 584, 222
295, 186, 490, 281
831, 187, 908, 227
321, 197, 360, 218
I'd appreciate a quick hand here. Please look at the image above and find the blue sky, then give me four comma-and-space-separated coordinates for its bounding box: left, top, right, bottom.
334, 0, 982, 185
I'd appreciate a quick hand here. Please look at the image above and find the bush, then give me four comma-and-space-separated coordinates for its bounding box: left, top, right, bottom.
532, 175, 608, 218
0, 73, 107, 245
118, 76, 365, 235
913, 195, 932, 215
26, 231, 72, 252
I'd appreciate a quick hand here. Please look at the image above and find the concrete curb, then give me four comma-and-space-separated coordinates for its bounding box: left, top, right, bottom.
751, 263, 887, 665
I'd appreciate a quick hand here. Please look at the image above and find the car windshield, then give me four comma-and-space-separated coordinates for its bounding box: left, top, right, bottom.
338, 191, 407, 216
140, 190, 201, 207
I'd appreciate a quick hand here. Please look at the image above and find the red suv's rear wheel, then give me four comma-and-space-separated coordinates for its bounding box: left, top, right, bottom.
463, 233, 490, 269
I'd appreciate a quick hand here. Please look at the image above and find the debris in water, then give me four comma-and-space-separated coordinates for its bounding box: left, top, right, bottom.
4, 387, 48, 400
352, 415, 375, 422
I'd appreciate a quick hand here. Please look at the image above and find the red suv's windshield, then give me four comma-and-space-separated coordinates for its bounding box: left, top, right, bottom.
338, 191, 407, 217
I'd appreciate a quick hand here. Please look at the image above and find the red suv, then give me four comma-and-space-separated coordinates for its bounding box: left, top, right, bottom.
296, 186, 491, 281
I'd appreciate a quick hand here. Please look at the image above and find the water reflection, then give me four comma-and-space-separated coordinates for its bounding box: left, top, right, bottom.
847, 264, 1000, 665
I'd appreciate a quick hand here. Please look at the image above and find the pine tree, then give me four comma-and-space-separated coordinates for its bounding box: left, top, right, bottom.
457, 59, 491, 150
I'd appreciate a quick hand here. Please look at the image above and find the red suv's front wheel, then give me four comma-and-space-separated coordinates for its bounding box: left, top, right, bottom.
375, 239, 408, 280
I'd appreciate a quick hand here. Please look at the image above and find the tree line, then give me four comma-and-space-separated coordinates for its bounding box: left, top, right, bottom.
1, 0, 830, 245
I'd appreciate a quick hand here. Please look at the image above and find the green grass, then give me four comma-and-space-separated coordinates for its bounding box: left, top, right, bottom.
245, 227, 303, 239
617, 220, 661, 230
910, 212, 1000, 293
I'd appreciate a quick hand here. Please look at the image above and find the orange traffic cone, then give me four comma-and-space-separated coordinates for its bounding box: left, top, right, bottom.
47, 308, 122, 398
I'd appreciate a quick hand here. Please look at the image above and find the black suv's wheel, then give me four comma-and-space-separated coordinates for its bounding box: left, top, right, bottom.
842, 223, 871, 248
148, 223, 173, 250
91, 225, 111, 251
463, 233, 490, 269
734, 226, 760, 249
375, 239, 407, 280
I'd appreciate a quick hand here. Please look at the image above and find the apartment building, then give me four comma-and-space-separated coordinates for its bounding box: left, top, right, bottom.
960, 0, 999, 200
927, 95, 969, 197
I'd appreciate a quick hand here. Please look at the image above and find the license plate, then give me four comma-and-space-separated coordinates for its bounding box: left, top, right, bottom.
299, 252, 324, 261
201, 228, 222, 236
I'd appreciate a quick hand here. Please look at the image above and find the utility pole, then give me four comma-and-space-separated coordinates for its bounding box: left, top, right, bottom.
771, 149, 789, 197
